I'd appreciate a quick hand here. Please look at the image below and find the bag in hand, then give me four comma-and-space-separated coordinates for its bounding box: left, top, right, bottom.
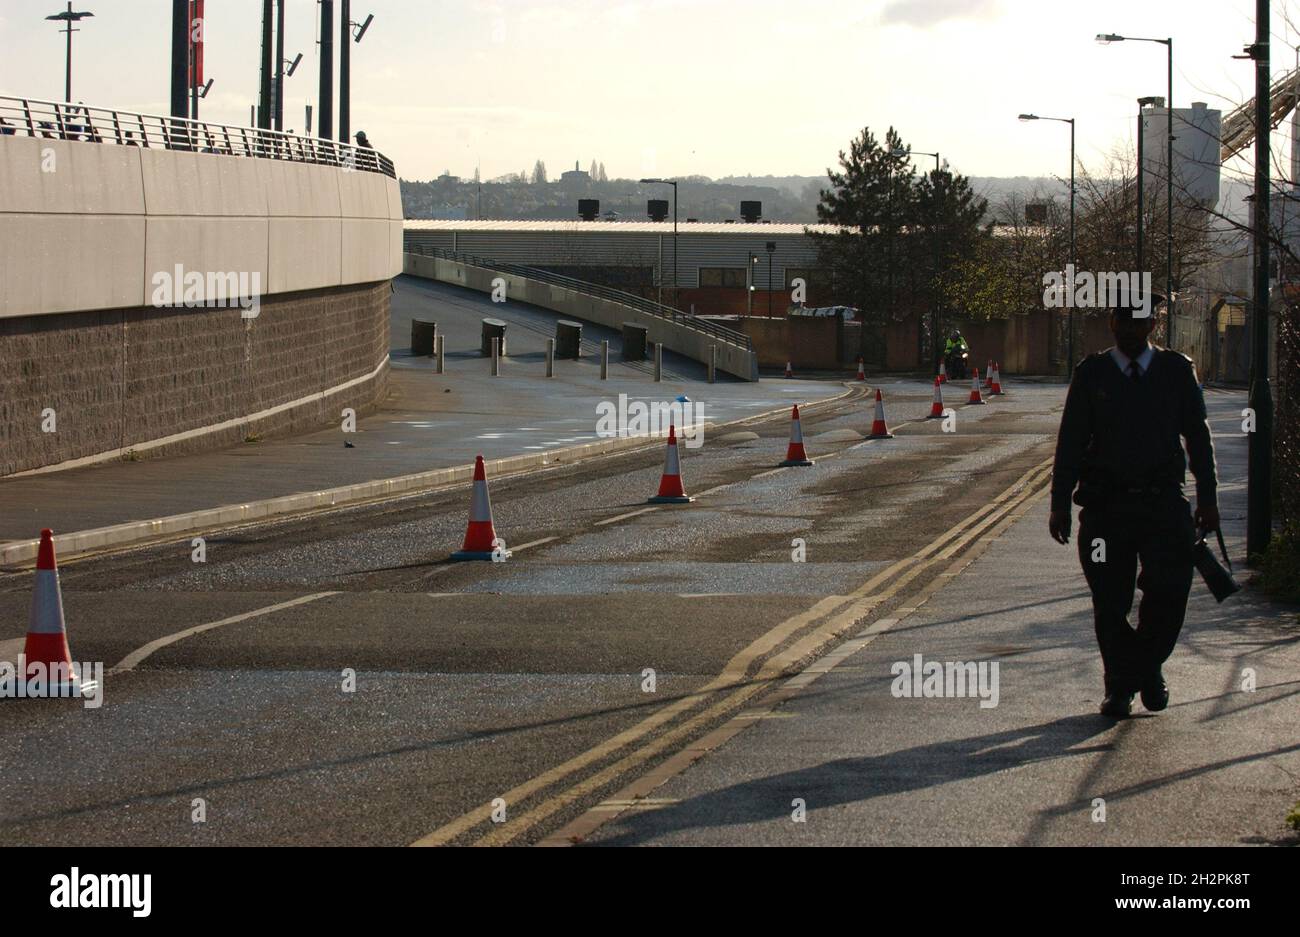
1193, 528, 1241, 603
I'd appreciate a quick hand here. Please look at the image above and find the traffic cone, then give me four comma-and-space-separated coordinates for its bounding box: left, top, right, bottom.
990, 362, 1004, 395
779, 405, 815, 466
938, 360, 948, 384
983, 360, 993, 388
451, 455, 511, 561
967, 367, 987, 405
867, 389, 894, 439
927, 377, 945, 419
785, 360, 793, 379
856, 358, 866, 382
648, 424, 695, 504
20, 529, 95, 698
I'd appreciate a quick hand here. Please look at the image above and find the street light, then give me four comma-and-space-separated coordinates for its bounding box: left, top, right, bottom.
1019, 113, 1076, 372
1099, 31, 1176, 348
45, 3, 94, 103
747, 251, 759, 317
641, 178, 678, 307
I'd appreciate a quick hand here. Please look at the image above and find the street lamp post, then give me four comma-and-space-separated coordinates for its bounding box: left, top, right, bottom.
1099, 33, 1175, 347
914, 149, 941, 372
1019, 114, 1076, 372
641, 178, 678, 307
747, 252, 757, 317
45, 4, 94, 103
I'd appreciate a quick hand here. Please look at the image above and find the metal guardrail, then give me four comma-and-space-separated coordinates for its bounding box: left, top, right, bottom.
0, 94, 395, 179
406, 244, 754, 351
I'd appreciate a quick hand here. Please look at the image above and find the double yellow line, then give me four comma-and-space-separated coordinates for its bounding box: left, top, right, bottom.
412, 455, 1055, 847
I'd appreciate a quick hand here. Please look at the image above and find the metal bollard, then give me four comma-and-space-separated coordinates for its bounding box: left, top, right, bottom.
708, 345, 717, 384
435, 334, 445, 375
601, 340, 609, 380
491, 336, 500, 376
546, 337, 555, 378
654, 342, 662, 383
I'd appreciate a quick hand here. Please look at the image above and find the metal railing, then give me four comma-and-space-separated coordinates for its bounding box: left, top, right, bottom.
406, 244, 754, 351
0, 94, 395, 179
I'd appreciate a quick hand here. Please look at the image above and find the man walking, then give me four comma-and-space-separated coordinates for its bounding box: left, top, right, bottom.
1048, 294, 1219, 718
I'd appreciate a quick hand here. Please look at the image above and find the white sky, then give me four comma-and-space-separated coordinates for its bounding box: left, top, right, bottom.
0, 0, 1292, 183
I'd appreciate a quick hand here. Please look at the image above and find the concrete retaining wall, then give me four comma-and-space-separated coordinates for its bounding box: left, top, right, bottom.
402, 252, 759, 380
0, 281, 390, 477
0, 135, 403, 319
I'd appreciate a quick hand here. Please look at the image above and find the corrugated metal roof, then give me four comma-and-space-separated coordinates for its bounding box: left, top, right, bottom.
403, 219, 852, 235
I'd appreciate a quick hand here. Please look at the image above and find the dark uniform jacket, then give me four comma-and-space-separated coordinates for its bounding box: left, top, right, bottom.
1050, 347, 1217, 514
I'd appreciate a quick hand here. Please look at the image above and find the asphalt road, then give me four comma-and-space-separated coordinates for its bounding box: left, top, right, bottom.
0, 375, 1074, 846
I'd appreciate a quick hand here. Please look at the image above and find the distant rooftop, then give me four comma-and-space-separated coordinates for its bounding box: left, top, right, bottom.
403, 219, 849, 235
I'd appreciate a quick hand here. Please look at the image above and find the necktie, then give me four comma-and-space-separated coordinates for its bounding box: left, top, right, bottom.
1128, 360, 1142, 382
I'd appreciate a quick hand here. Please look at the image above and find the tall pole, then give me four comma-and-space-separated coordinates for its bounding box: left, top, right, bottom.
1068, 119, 1076, 373
1166, 40, 1175, 351
258, 0, 273, 130
672, 180, 678, 309
319, 0, 334, 140
171, 0, 189, 118
1136, 103, 1145, 273
274, 0, 285, 131
1247, 0, 1274, 557
339, 0, 350, 143
63, 3, 73, 102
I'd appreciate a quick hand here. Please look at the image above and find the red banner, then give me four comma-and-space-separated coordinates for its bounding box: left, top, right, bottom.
189, 0, 205, 88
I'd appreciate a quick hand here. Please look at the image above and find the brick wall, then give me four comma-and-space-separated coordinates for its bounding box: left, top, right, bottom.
0, 281, 390, 476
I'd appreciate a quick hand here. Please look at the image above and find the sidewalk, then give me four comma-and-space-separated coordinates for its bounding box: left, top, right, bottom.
0, 277, 833, 548
585, 389, 1300, 846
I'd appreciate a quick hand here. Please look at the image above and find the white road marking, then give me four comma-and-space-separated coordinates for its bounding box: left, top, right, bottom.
108, 592, 339, 674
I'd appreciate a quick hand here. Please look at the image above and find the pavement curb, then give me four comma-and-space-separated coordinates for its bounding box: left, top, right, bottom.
0, 385, 858, 568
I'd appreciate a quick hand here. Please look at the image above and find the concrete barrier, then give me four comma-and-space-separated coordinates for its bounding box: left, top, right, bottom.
403, 252, 759, 381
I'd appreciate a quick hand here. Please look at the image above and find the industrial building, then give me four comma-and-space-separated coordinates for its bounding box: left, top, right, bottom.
403, 219, 845, 316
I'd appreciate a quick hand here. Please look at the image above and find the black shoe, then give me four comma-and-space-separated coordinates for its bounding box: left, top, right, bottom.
1140, 672, 1169, 712
1099, 690, 1133, 719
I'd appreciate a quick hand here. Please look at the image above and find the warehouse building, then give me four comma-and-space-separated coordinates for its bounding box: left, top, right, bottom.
402, 219, 847, 316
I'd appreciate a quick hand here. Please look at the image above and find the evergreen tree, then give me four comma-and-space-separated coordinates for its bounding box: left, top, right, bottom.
532, 160, 548, 185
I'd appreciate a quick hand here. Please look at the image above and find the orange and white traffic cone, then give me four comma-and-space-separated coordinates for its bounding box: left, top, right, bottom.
20, 529, 95, 698
648, 424, 695, 504
983, 361, 993, 388
867, 389, 894, 439
785, 360, 793, 379
451, 455, 511, 561
927, 376, 946, 419
779, 405, 815, 467
967, 367, 987, 405
937, 359, 948, 384
856, 357, 866, 382
990, 362, 1004, 395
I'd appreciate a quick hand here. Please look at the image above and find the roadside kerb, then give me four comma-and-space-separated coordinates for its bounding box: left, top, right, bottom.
0, 386, 859, 567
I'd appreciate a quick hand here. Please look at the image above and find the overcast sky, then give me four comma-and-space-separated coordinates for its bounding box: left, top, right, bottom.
0, 0, 1289, 184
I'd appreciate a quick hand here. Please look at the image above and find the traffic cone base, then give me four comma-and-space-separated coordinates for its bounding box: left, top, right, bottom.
649, 426, 695, 504
779, 404, 815, 467
451, 456, 509, 561
927, 377, 945, 419
14, 529, 95, 699
868, 389, 894, 439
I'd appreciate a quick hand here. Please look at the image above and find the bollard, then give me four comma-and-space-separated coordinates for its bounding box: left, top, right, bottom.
708, 345, 717, 384
546, 338, 555, 378
654, 342, 663, 383
435, 334, 445, 374
491, 337, 500, 376
601, 341, 609, 380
